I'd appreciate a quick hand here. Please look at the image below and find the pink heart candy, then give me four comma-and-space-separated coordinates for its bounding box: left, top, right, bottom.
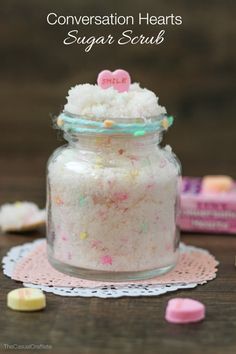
165, 298, 205, 324
97, 69, 131, 93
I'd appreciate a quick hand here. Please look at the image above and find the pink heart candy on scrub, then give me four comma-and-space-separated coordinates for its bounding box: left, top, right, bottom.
97, 69, 131, 93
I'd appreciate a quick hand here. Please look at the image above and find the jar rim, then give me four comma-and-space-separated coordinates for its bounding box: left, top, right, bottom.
56, 111, 174, 137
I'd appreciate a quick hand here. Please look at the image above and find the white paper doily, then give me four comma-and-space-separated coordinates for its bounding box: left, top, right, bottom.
2, 239, 218, 298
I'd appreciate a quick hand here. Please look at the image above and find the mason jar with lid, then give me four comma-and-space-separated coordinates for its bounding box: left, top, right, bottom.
46, 111, 181, 281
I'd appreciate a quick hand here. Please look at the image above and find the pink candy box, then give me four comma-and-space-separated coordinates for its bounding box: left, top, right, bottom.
179, 177, 236, 234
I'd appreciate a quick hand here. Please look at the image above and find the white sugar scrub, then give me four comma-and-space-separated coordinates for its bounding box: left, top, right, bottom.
47, 69, 181, 281
64, 83, 166, 119
0, 202, 46, 232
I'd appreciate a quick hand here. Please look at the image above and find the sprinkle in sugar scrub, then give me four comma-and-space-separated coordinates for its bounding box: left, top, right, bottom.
47, 69, 181, 281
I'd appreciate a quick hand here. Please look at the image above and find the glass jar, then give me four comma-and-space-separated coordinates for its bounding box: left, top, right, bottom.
47, 113, 181, 281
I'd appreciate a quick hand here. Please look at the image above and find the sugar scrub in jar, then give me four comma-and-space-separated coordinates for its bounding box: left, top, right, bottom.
47, 69, 181, 281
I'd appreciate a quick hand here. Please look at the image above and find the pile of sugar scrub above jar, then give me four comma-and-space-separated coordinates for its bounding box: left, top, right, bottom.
47, 69, 181, 281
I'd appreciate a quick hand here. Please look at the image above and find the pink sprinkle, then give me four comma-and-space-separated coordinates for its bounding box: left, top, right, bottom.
128, 155, 139, 161
147, 183, 155, 189
61, 233, 68, 241
101, 255, 113, 265
112, 192, 128, 202
68, 252, 72, 260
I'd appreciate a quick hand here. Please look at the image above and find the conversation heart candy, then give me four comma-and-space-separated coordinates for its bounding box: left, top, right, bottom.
7, 288, 46, 312
97, 69, 131, 93
202, 175, 234, 193
165, 298, 205, 324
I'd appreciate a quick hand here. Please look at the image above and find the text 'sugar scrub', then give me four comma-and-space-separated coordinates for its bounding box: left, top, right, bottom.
47, 13, 183, 52
47, 70, 181, 281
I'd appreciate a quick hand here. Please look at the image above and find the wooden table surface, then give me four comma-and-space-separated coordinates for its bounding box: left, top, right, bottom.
1, 223, 236, 353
